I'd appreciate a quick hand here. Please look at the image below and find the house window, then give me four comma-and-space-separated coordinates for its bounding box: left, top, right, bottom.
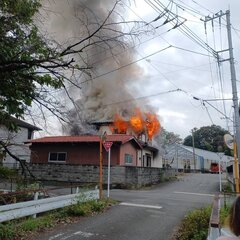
27, 129, 33, 139
125, 154, 133, 165
49, 152, 67, 162
146, 155, 151, 167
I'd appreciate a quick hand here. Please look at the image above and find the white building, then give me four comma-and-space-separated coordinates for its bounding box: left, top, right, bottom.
164, 144, 233, 172
0, 117, 41, 168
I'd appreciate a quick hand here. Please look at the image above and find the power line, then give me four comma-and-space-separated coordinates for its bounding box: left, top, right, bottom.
144, 0, 217, 57
193, 96, 233, 123
172, 45, 214, 57
203, 102, 214, 125
99, 89, 183, 108
79, 45, 172, 85
191, 0, 214, 15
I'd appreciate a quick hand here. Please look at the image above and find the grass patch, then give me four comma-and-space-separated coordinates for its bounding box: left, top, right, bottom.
0, 198, 115, 239
173, 204, 231, 240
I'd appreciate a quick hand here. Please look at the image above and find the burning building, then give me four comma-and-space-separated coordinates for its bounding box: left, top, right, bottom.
92, 108, 162, 167
98, 109, 161, 141
32, 1, 164, 168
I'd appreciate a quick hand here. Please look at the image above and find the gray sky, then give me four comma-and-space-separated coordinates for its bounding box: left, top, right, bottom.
125, 0, 240, 138
34, 0, 240, 140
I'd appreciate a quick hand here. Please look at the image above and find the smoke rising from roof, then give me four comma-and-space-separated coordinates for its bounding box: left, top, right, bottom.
41, 0, 148, 135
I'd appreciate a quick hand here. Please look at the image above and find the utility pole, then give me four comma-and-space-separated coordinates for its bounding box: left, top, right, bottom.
204, 10, 240, 191
226, 10, 240, 162
192, 129, 196, 173
204, 10, 240, 162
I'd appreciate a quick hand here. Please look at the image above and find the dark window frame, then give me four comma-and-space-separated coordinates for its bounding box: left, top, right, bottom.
48, 152, 67, 162
124, 153, 133, 165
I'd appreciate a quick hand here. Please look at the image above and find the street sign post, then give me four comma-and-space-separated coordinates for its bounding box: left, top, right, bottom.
103, 141, 113, 198
103, 141, 113, 152
99, 131, 107, 199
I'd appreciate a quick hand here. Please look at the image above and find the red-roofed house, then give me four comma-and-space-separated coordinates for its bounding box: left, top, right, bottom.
28, 135, 142, 166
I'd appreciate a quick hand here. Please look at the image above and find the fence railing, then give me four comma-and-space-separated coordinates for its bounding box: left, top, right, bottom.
207, 193, 221, 240
0, 189, 99, 223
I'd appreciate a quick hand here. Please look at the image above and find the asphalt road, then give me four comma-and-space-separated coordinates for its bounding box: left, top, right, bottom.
35, 173, 221, 240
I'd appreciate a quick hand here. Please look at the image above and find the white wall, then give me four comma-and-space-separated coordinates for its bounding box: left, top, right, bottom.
0, 126, 32, 168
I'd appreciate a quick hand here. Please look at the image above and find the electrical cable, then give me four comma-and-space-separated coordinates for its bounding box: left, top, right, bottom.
99, 89, 183, 108
79, 45, 172, 85
144, 0, 217, 57
203, 102, 214, 125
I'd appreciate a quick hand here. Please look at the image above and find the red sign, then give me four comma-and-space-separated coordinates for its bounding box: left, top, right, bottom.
103, 141, 113, 152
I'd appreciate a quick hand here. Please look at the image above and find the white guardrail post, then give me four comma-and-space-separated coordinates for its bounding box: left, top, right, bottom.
0, 189, 99, 223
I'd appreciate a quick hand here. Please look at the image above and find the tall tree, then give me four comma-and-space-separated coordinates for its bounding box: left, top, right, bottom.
183, 125, 232, 155
0, 0, 150, 174
0, 0, 149, 131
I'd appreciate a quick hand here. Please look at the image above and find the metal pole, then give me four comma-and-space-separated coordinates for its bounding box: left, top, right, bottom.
226, 10, 240, 162
218, 159, 222, 192
99, 140, 103, 199
107, 148, 111, 198
175, 145, 178, 172
192, 130, 196, 173
234, 140, 239, 193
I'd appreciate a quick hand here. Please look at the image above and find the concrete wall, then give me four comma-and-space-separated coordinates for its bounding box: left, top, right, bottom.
26, 163, 177, 188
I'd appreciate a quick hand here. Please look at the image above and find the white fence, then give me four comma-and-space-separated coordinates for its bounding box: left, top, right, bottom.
0, 189, 99, 223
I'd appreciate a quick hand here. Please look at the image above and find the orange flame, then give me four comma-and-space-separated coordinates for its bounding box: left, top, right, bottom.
113, 110, 161, 139
113, 114, 128, 134
145, 113, 161, 140
129, 109, 144, 134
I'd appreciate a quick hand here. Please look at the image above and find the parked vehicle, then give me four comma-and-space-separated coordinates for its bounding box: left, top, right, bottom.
210, 162, 223, 174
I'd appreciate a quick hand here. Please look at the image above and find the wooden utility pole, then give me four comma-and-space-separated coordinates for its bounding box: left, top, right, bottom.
99, 139, 103, 199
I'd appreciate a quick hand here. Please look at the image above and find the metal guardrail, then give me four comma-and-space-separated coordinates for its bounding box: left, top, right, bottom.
0, 189, 99, 223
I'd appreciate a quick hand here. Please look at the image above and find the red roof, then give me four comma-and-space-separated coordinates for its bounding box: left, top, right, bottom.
27, 134, 142, 148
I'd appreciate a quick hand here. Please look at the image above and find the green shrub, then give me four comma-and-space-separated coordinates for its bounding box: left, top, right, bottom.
220, 204, 231, 226
66, 199, 109, 216
174, 206, 212, 240
89, 200, 107, 212
67, 202, 92, 216
173, 204, 232, 240
0, 166, 17, 178
0, 223, 16, 239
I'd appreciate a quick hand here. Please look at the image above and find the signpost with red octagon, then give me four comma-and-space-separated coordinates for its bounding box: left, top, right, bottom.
103, 141, 113, 152
103, 141, 113, 198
